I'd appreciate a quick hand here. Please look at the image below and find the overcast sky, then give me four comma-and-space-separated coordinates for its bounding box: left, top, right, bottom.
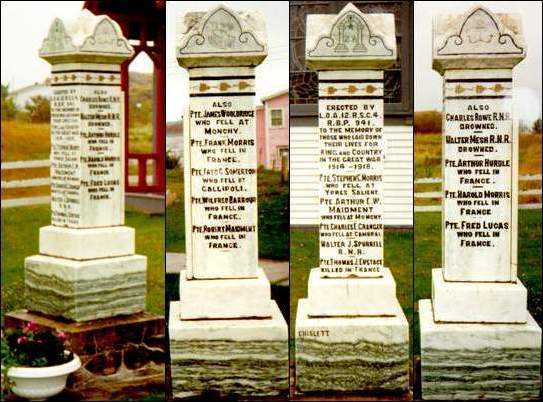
414, 1, 542, 123
166, 1, 289, 122
1, 1, 154, 90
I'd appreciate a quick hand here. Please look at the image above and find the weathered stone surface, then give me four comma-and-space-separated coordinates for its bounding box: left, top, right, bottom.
25, 254, 146, 322
431, 268, 527, 323
305, 3, 396, 71
39, 225, 135, 260
295, 299, 409, 392
306, 267, 397, 317
419, 299, 541, 400
179, 267, 272, 319
169, 301, 288, 397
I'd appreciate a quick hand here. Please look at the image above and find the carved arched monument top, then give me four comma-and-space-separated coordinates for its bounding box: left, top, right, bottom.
308, 6, 393, 58
304, 3, 396, 71
178, 5, 265, 55
437, 6, 524, 56
39, 10, 133, 64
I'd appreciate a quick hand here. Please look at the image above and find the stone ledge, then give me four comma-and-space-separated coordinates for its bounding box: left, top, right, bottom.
169, 300, 288, 398
39, 225, 135, 261
179, 267, 272, 319
307, 267, 397, 317
295, 298, 409, 393
419, 299, 541, 400
24, 254, 147, 322
431, 268, 527, 323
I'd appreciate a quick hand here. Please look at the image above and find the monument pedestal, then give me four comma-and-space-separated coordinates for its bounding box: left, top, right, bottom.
179, 268, 272, 319
431, 269, 528, 323
306, 267, 398, 317
419, 299, 541, 401
25, 254, 147, 322
169, 301, 288, 398
295, 299, 409, 393
4, 310, 165, 400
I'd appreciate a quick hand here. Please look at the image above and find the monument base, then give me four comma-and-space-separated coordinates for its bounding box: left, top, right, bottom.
431, 268, 527, 323
4, 310, 165, 401
25, 254, 147, 322
419, 299, 541, 400
39, 225, 135, 260
295, 298, 409, 393
306, 267, 397, 317
179, 267, 272, 319
169, 300, 288, 398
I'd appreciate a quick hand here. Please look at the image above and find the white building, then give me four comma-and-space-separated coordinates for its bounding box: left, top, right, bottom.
9, 80, 51, 109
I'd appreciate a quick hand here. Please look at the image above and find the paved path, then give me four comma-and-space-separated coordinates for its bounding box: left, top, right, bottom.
166, 252, 289, 286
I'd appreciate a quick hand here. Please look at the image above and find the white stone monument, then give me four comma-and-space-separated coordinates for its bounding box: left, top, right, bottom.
168, 5, 288, 397
295, 3, 409, 393
24, 11, 147, 322
419, 5, 541, 400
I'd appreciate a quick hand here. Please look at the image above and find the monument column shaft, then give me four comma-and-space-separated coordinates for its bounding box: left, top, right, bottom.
185, 66, 259, 280
318, 70, 384, 278
50, 63, 124, 228
441, 69, 516, 282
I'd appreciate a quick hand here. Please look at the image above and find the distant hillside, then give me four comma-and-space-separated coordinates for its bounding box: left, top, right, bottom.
166, 120, 183, 135
128, 72, 153, 127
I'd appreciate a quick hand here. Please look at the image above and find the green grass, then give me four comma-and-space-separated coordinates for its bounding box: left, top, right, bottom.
289, 228, 414, 356
166, 167, 289, 260
413, 209, 542, 355
1, 205, 164, 323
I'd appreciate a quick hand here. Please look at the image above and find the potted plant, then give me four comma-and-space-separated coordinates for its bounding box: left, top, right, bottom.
1, 322, 81, 401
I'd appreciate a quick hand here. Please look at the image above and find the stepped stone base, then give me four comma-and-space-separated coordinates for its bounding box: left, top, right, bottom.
4, 310, 165, 401
307, 267, 397, 317
431, 268, 527, 323
179, 267, 272, 319
295, 298, 409, 393
419, 299, 541, 400
24, 254, 146, 322
169, 300, 288, 398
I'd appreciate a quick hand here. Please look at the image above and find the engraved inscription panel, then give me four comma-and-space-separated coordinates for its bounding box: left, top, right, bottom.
443, 80, 513, 281
318, 75, 384, 278
188, 84, 258, 279
50, 81, 122, 228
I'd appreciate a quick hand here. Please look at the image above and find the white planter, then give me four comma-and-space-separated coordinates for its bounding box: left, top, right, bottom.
7, 353, 81, 401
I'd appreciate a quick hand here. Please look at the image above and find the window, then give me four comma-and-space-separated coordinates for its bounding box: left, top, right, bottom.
270, 108, 284, 128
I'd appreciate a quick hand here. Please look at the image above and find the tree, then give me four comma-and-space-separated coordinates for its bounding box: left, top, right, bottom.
532, 118, 541, 134
1, 83, 17, 120
24, 95, 50, 123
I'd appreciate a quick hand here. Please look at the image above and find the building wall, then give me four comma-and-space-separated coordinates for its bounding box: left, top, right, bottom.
255, 107, 266, 167
290, 125, 413, 227
263, 93, 289, 170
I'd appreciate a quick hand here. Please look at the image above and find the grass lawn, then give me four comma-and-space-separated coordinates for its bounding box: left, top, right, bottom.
290, 228, 414, 356
1, 205, 164, 323
1, 121, 50, 162
166, 167, 289, 260
413, 208, 542, 355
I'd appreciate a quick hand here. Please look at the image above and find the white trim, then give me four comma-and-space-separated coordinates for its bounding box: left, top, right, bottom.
260, 89, 288, 103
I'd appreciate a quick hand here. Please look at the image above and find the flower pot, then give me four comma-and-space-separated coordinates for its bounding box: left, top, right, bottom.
7, 353, 81, 401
